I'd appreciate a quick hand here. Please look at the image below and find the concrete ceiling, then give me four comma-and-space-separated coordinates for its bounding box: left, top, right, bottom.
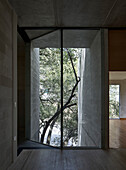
109, 72, 126, 80
8, 0, 126, 47
9, 0, 126, 27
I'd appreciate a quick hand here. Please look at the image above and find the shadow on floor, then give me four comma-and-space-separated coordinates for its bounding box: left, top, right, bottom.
18, 140, 58, 155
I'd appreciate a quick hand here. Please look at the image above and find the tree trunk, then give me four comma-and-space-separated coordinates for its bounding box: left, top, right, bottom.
46, 115, 59, 144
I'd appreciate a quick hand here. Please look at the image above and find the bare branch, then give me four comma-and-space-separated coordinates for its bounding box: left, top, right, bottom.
39, 96, 44, 106
67, 103, 77, 108
66, 48, 78, 82
40, 98, 54, 104
41, 79, 80, 143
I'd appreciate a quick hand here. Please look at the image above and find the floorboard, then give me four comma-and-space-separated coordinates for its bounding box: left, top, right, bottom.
109, 120, 126, 148
8, 149, 126, 170
8, 119, 126, 169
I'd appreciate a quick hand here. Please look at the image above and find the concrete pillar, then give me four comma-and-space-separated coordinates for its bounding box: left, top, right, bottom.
25, 42, 40, 142
30, 43, 40, 141
17, 33, 25, 145
25, 43, 31, 140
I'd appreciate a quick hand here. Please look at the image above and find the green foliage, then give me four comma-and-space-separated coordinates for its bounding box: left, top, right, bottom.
39, 48, 61, 122
109, 85, 120, 118
39, 48, 80, 146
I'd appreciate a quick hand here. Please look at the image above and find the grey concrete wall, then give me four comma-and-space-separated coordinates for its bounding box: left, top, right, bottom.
110, 80, 126, 118
30, 44, 40, 141
25, 43, 31, 140
25, 43, 40, 142
17, 33, 25, 145
78, 31, 101, 147
0, 0, 17, 169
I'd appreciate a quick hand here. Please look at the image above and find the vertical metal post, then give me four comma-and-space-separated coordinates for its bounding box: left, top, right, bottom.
61, 29, 63, 149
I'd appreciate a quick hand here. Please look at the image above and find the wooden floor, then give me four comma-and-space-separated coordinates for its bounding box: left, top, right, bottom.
8, 149, 126, 170
8, 120, 126, 170
109, 120, 126, 148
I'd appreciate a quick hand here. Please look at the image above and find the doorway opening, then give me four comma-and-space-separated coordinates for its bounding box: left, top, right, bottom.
109, 72, 126, 148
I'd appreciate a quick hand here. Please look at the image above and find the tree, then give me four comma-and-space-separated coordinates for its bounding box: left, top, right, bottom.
39, 48, 81, 146
109, 85, 120, 118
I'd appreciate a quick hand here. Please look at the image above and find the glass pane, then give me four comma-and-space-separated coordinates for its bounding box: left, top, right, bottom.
63, 48, 80, 146
33, 30, 61, 147
63, 29, 102, 147
109, 85, 120, 119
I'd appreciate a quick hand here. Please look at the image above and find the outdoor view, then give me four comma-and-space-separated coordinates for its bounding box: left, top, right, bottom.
39, 48, 81, 147
109, 85, 120, 119
63, 49, 81, 146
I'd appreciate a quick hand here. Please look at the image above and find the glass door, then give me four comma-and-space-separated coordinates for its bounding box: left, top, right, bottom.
63, 29, 102, 148
30, 28, 102, 149
37, 30, 61, 147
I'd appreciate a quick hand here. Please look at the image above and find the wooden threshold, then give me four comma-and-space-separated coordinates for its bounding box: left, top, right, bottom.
120, 118, 126, 120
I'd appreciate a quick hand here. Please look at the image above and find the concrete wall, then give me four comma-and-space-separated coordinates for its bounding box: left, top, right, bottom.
0, 0, 17, 169
30, 44, 40, 141
25, 43, 40, 142
18, 34, 40, 144
78, 31, 101, 147
110, 80, 126, 118
17, 33, 25, 145
25, 43, 31, 140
